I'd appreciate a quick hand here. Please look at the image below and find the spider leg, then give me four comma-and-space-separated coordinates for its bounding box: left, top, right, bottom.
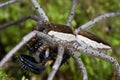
72, 42, 120, 80
69, 49, 88, 80
26, 44, 35, 56
0, 15, 39, 30
47, 45, 65, 80
60, 51, 70, 66
18, 54, 46, 74
34, 42, 48, 62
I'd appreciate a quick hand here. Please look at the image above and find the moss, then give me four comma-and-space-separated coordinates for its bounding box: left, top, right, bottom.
0, 68, 16, 80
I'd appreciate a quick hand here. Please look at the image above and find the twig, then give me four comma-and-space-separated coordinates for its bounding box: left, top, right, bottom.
66, 0, 77, 26
74, 12, 120, 34
47, 45, 65, 80
0, 0, 22, 8
69, 50, 88, 80
30, 0, 49, 21
0, 31, 38, 67
0, 15, 40, 30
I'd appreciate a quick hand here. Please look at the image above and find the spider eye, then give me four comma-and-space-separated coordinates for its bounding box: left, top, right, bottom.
18, 54, 45, 74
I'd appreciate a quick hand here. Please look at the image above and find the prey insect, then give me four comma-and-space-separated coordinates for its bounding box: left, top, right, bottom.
18, 22, 111, 74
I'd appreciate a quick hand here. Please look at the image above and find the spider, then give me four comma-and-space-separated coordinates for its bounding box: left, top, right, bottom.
18, 22, 71, 74
18, 22, 111, 74
0, 1, 120, 80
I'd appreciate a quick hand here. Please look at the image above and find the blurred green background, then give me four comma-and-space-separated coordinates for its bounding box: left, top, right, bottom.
0, 0, 120, 80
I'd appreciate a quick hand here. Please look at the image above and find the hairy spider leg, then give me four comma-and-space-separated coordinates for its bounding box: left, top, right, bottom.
18, 54, 45, 74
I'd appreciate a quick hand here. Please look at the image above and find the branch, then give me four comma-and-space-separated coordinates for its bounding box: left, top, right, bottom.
69, 50, 88, 80
66, 0, 77, 26
0, 31, 38, 67
75, 12, 120, 34
47, 45, 64, 80
30, 0, 49, 22
0, 15, 40, 30
0, 0, 22, 8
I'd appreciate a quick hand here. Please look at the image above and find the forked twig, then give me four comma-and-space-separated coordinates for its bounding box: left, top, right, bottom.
47, 45, 65, 80
75, 12, 120, 34
66, 0, 77, 26
0, 31, 38, 67
0, 0, 22, 8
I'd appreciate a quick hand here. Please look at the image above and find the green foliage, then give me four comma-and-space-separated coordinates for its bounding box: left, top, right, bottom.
0, 0, 120, 80
21, 76, 28, 80
0, 68, 16, 80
